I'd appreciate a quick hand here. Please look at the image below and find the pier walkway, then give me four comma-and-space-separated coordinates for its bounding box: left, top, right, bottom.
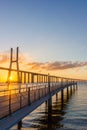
0, 67, 78, 129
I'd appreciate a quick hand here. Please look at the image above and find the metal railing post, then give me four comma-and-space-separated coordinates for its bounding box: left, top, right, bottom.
9, 89, 11, 115
28, 87, 30, 105
19, 84, 21, 108
48, 74, 50, 93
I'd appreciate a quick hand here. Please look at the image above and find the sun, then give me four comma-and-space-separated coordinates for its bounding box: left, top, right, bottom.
9, 76, 13, 81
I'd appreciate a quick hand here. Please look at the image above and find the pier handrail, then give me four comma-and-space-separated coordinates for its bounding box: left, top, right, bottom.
0, 66, 85, 83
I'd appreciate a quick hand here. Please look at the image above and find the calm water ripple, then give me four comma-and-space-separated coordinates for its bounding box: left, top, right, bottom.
11, 83, 87, 130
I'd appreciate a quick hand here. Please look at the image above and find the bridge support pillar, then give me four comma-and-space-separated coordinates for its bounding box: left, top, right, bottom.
67, 87, 69, 99
61, 89, 64, 104
76, 83, 78, 90
48, 98, 52, 109
70, 86, 72, 95
45, 100, 48, 104
48, 97, 52, 122
18, 120, 22, 129
73, 84, 75, 91
45, 100, 48, 107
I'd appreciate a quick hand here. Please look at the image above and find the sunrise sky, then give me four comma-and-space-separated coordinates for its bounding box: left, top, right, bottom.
0, 0, 87, 79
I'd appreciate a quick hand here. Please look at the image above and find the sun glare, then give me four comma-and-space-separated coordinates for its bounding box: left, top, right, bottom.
9, 76, 12, 81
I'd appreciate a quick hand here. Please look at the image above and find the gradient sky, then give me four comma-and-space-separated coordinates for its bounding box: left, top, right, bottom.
0, 0, 87, 79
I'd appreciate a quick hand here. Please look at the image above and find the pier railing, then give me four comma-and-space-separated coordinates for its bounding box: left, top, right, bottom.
0, 67, 77, 119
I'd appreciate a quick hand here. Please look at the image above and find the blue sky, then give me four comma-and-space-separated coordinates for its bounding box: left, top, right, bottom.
0, 0, 87, 62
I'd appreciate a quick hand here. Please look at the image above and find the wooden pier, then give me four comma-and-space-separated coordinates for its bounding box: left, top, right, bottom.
0, 76, 77, 130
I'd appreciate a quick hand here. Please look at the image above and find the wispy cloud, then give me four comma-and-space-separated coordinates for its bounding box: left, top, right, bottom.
0, 53, 9, 63
26, 61, 87, 71
0, 51, 27, 63
0, 52, 87, 71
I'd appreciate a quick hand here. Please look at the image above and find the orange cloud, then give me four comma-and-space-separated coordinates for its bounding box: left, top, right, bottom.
0, 52, 25, 68
0, 51, 87, 79
0, 53, 9, 63
1, 50, 87, 71
26, 61, 87, 71
0, 51, 87, 80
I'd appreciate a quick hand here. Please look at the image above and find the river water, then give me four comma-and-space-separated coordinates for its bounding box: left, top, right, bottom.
11, 83, 87, 130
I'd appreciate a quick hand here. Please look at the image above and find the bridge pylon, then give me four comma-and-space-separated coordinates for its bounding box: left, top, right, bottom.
7, 47, 20, 83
